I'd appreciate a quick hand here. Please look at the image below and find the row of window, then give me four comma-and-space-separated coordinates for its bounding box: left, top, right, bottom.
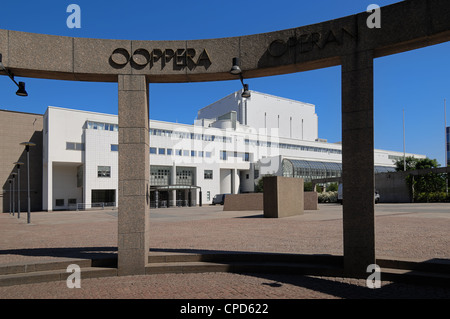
150, 128, 232, 143
66, 142, 85, 151
150, 167, 196, 186
244, 139, 341, 154
86, 121, 119, 132
66, 142, 119, 152
388, 154, 404, 162
84, 120, 342, 155
150, 147, 213, 158
220, 151, 250, 161
151, 128, 342, 155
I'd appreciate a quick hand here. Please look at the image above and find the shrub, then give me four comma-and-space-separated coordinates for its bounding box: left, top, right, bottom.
415, 192, 450, 203
318, 191, 338, 203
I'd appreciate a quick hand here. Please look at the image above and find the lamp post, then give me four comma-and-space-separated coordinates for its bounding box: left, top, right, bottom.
0, 53, 28, 97
14, 162, 24, 219
20, 142, 36, 224
8, 179, 12, 214
11, 173, 16, 216
230, 57, 251, 98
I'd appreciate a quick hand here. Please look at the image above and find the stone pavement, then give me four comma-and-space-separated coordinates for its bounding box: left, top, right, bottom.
0, 203, 449, 299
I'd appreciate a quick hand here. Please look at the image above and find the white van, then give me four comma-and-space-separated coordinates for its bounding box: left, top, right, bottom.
338, 183, 344, 204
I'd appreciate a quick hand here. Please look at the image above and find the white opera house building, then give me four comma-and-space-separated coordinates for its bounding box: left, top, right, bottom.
42, 90, 424, 210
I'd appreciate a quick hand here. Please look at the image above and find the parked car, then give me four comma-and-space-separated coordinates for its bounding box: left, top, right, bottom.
374, 190, 380, 204
337, 184, 381, 204
212, 193, 228, 205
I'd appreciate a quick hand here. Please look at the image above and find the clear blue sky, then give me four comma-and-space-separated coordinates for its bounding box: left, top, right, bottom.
0, 0, 448, 165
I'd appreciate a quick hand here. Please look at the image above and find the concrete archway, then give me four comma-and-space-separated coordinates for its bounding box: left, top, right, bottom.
1, 0, 449, 276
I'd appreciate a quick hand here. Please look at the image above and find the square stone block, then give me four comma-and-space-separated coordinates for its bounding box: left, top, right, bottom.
263, 176, 304, 218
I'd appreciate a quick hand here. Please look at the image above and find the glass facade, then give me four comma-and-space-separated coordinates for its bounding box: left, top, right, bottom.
150, 166, 171, 186
282, 159, 395, 182
176, 167, 195, 186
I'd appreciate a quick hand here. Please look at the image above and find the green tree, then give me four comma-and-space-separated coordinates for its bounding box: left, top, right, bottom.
254, 174, 274, 193
394, 157, 446, 198
414, 158, 445, 193
254, 177, 264, 193
394, 156, 419, 172
327, 182, 338, 192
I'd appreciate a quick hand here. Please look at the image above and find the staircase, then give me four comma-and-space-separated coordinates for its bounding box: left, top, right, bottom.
146, 252, 344, 276
376, 257, 450, 287
0, 257, 117, 287
1, 252, 449, 287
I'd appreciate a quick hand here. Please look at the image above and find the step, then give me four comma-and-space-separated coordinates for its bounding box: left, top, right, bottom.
148, 251, 343, 266
377, 257, 450, 274
380, 267, 450, 287
0, 267, 117, 287
145, 260, 344, 277
0, 256, 117, 276
0, 258, 93, 275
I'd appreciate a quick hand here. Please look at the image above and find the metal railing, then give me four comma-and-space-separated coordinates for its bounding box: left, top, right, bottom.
70, 202, 117, 211
150, 200, 196, 208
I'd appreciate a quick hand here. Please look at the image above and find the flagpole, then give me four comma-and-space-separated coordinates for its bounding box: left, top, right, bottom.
403, 109, 406, 171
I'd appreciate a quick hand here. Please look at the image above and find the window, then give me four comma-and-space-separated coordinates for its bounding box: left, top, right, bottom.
191, 150, 196, 157
66, 142, 84, 151
86, 121, 118, 132
150, 147, 157, 154
167, 148, 172, 155
183, 150, 189, 156
68, 198, 77, 205
205, 152, 212, 158
98, 166, 111, 178
244, 152, 250, 162
158, 148, 165, 155
204, 170, 213, 179
220, 151, 227, 160
55, 199, 64, 206
111, 144, 118, 152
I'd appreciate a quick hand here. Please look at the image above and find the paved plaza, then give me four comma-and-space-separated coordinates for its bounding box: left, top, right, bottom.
0, 203, 449, 299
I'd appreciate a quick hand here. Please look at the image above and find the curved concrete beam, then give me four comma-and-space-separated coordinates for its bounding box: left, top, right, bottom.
0, 0, 448, 83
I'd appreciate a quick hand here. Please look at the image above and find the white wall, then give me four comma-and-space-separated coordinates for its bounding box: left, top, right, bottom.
84, 128, 118, 207
197, 92, 241, 121
52, 164, 82, 209
43, 106, 118, 210
245, 92, 318, 141
197, 91, 319, 142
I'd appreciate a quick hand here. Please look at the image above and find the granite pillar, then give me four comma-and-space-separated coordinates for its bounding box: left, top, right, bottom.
117, 74, 150, 276
341, 50, 375, 277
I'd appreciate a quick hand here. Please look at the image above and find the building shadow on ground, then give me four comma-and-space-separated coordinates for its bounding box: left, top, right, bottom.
0, 246, 117, 262
150, 247, 450, 299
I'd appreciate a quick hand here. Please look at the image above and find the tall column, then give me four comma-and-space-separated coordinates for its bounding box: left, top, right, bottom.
341, 50, 375, 277
118, 74, 150, 276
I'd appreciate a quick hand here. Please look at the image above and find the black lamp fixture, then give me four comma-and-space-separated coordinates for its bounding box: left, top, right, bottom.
0, 53, 28, 97
230, 57, 251, 98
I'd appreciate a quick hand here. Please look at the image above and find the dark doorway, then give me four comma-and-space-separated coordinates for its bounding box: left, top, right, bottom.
91, 189, 116, 206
